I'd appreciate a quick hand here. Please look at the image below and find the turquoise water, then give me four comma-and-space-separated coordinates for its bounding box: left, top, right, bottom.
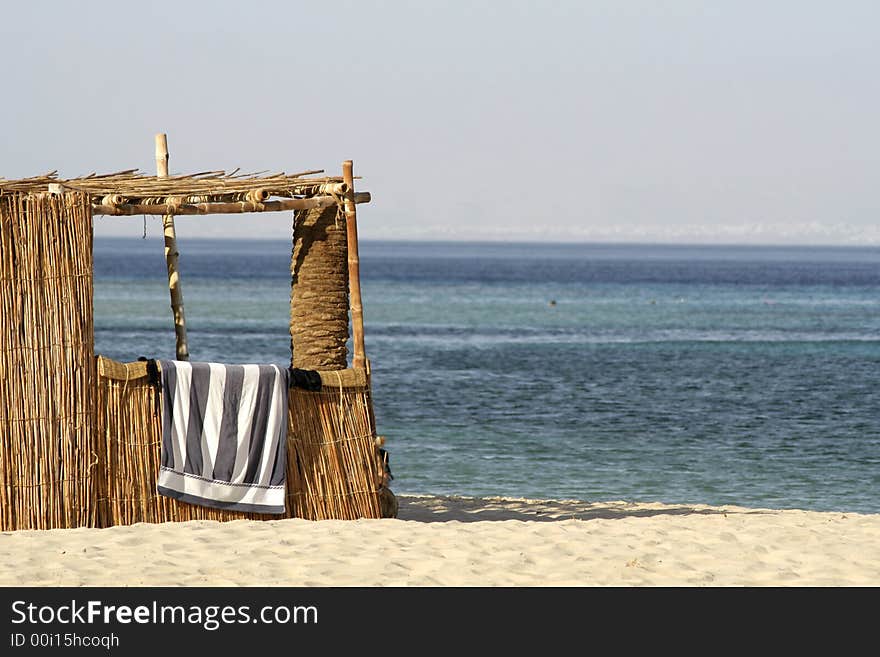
93, 238, 880, 513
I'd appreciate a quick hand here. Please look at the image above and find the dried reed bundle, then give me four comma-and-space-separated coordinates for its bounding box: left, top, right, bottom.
0, 192, 96, 531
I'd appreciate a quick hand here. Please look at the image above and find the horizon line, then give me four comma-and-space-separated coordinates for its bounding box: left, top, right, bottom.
91, 234, 880, 250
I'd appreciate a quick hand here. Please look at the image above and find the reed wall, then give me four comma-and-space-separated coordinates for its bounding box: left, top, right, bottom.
96, 359, 383, 524
0, 192, 97, 530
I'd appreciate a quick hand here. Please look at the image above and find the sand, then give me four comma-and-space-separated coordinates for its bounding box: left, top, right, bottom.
1, 495, 878, 587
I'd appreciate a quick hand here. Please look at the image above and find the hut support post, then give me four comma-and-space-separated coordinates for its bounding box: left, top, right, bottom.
342, 160, 368, 371
155, 133, 190, 361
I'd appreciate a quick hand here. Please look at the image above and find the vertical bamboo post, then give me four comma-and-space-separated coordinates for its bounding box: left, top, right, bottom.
155, 133, 189, 361
342, 160, 367, 371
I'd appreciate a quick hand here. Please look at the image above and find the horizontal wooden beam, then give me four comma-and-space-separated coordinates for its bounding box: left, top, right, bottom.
91, 191, 371, 216
96, 355, 368, 388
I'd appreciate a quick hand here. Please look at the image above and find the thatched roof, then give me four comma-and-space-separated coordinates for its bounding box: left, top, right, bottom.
0, 168, 349, 199
0, 169, 368, 216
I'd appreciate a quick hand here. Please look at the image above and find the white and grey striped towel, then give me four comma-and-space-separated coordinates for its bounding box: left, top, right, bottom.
156, 360, 290, 514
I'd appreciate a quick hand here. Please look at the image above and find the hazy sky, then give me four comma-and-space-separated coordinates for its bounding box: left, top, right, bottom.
1, 1, 878, 244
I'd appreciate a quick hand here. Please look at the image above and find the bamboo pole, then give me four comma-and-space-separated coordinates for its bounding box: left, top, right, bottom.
179, 184, 348, 204
155, 133, 189, 361
91, 192, 371, 216
342, 160, 368, 371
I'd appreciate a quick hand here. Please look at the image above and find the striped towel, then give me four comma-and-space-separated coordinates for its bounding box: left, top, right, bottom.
156, 360, 290, 514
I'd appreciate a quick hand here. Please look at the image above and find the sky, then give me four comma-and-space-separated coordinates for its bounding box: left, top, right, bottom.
1, 1, 878, 245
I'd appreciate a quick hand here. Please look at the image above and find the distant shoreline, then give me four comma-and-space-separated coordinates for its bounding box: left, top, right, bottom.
92, 234, 880, 256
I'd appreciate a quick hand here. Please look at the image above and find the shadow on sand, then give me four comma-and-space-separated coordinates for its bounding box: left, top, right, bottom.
396, 494, 773, 523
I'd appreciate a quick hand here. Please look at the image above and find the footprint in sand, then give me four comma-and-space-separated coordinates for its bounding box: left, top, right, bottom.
159, 543, 188, 552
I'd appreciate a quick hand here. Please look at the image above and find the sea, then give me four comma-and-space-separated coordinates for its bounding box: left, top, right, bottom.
93, 238, 880, 514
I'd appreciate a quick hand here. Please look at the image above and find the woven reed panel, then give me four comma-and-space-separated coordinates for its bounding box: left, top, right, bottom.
0, 192, 97, 530
96, 360, 382, 524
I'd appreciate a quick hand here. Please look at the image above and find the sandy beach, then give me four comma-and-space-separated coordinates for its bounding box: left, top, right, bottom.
1, 494, 878, 587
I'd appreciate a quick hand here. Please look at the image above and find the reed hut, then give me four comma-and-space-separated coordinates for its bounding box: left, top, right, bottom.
0, 134, 396, 531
